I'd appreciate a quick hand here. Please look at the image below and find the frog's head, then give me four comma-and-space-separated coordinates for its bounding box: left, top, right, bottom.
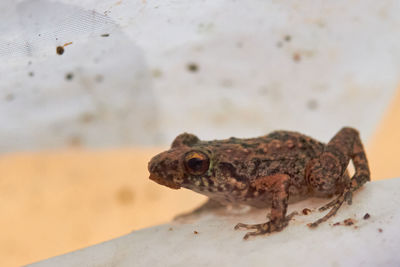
148, 133, 211, 190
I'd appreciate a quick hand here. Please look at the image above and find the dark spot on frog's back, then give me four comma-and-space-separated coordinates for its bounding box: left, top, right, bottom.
256, 148, 265, 154
240, 142, 258, 149
228, 137, 239, 143
266, 131, 290, 141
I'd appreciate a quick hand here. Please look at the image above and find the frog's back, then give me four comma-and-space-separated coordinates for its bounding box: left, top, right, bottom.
259, 130, 325, 159
197, 130, 325, 163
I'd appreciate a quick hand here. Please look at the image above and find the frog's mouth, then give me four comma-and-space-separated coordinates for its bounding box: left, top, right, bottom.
149, 173, 181, 189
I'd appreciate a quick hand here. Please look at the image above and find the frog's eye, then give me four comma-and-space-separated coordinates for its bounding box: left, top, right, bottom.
184, 151, 210, 176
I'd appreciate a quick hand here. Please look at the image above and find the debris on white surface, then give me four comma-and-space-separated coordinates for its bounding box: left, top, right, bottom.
29, 178, 400, 267
2, 0, 400, 152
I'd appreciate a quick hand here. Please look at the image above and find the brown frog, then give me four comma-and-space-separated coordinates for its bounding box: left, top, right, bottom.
148, 127, 370, 239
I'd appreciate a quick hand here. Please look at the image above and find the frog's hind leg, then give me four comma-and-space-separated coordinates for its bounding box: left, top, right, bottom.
306, 127, 370, 228
234, 174, 298, 239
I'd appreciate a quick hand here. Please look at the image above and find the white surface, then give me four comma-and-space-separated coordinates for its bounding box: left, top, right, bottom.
1, 0, 400, 152
30, 178, 400, 267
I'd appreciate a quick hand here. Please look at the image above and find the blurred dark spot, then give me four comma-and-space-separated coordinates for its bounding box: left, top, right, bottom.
316, 20, 325, 28
28, 61, 32, 65
302, 208, 311, 215
79, 112, 95, 123
152, 69, 162, 78
116, 187, 135, 205
236, 41, 243, 48
307, 99, 318, 110
193, 231, 199, 234
293, 53, 301, 62
101, 33, 110, 37
28, 72, 34, 77
5, 94, 15, 102
65, 72, 74, 80
67, 135, 82, 147
276, 41, 283, 48
363, 213, 370, 220
343, 218, 355, 226
187, 63, 199, 72
56, 46, 64, 55
221, 79, 233, 88
284, 35, 291, 42
95, 74, 104, 83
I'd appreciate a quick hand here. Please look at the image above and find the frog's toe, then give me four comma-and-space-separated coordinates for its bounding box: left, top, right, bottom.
243, 229, 265, 240
234, 222, 260, 230
240, 223, 272, 240
236, 221, 283, 239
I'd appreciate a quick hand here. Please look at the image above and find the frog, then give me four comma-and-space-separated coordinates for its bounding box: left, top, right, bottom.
148, 127, 370, 239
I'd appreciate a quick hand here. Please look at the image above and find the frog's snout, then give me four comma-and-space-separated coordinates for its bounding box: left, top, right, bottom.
148, 155, 181, 190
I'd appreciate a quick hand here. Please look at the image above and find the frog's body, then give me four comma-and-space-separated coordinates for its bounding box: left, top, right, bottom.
148, 127, 370, 239
182, 131, 330, 208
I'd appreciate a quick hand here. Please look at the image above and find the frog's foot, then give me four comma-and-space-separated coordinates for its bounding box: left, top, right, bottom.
308, 187, 353, 228
234, 212, 297, 240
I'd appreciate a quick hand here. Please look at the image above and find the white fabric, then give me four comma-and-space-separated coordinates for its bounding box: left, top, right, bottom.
1, 0, 399, 152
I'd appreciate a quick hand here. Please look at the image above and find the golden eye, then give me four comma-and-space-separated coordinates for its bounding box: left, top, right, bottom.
184, 151, 210, 175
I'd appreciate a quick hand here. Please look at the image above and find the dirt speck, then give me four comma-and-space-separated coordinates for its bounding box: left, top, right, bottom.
79, 112, 95, 123
187, 63, 199, 72
333, 222, 341, 226
363, 213, 370, 220
378, 228, 383, 233
5, 94, 15, 102
67, 135, 82, 147
221, 79, 233, 88
343, 218, 355, 226
152, 69, 162, 78
284, 35, 291, 42
116, 187, 135, 205
95, 74, 104, 83
302, 208, 312, 215
56, 46, 64, 55
28, 72, 34, 77
101, 33, 110, 37
193, 230, 199, 234
307, 99, 318, 110
293, 53, 301, 62
65, 73, 74, 81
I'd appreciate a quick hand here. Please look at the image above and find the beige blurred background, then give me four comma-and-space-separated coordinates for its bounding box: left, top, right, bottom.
0, 87, 399, 266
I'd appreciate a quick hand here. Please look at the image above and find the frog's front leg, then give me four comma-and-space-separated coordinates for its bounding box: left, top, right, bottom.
306, 127, 370, 227
234, 173, 297, 240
